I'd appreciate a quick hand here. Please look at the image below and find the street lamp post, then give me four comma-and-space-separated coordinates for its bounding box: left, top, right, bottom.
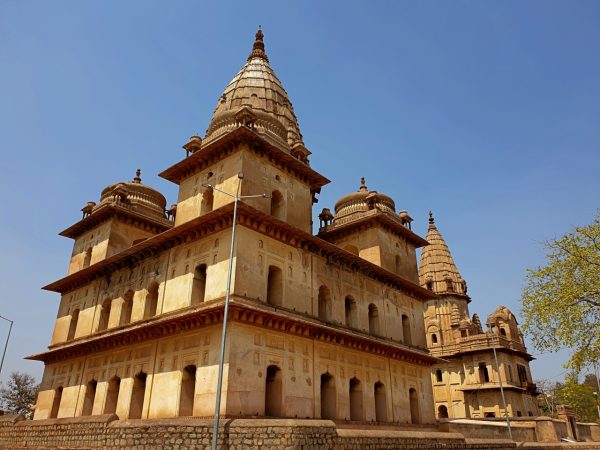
0, 315, 14, 377
491, 336, 513, 440
206, 173, 269, 450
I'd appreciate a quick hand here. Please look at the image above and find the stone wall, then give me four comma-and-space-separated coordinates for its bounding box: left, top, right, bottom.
1, 415, 599, 449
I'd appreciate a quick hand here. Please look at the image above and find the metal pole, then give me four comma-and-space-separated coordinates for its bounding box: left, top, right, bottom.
492, 337, 513, 440
594, 363, 600, 419
211, 179, 241, 450
0, 315, 14, 377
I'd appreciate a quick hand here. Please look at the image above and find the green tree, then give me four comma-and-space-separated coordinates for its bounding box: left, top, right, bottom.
521, 211, 600, 372
555, 373, 598, 422
0, 372, 39, 418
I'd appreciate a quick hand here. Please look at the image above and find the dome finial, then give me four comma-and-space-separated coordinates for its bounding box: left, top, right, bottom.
429, 210, 435, 225
359, 176, 368, 192
133, 168, 142, 184
248, 26, 269, 62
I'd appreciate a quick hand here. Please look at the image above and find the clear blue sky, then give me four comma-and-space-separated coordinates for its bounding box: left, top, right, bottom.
1, 1, 598, 386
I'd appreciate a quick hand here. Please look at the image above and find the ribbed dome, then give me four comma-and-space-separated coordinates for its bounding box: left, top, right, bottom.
333, 177, 396, 226
486, 305, 518, 325
204, 28, 304, 153
419, 213, 468, 296
96, 169, 168, 222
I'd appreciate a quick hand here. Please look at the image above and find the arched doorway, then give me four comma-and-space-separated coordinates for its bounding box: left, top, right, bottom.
374, 381, 387, 422
349, 377, 363, 421
320, 373, 336, 419
82, 379, 97, 416
438, 404, 449, 419
104, 376, 121, 415
265, 365, 283, 417
409, 388, 420, 424
49, 386, 63, 419
267, 266, 283, 306
368, 304, 379, 335
191, 264, 207, 305
318, 285, 332, 321
179, 365, 196, 417
129, 372, 147, 419
345, 296, 357, 328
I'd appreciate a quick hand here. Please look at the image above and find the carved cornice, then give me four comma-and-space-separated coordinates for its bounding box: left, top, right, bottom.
60, 203, 173, 239
159, 127, 330, 190
27, 298, 438, 366
318, 210, 429, 248
45, 203, 437, 300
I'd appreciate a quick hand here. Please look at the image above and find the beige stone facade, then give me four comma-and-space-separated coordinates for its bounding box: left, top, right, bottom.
419, 213, 539, 420
30, 29, 438, 426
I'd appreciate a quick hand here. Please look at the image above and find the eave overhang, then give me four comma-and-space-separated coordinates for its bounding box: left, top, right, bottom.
26, 297, 439, 366
318, 210, 429, 248
159, 126, 330, 192
44, 203, 438, 301
59, 203, 172, 239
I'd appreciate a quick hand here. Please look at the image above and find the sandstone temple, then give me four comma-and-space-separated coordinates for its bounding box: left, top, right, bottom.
9, 28, 597, 449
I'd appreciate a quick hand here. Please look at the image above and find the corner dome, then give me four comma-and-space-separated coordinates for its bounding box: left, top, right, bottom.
486, 305, 518, 325
333, 177, 397, 225
204, 28, 306, 158
96, 169, 168, 222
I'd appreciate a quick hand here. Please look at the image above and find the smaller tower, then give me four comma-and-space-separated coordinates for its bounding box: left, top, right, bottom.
419, 213, 539, 419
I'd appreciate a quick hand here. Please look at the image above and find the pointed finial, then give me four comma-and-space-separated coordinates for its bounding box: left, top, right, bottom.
359, 176, 368, 192
133, 168, 141, 184
248, 26, 269, 62
429, 210, 435, 225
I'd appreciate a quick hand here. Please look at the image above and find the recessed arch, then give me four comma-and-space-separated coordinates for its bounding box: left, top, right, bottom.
267, 266, 283, 307
344, 296, 357, 328
374, 381, 387, 422
438, 404, 449, 419
82, 379, 97, 416
368, 304, 379, 336
119, 290, 134, 326
129, 371, 147, 419
318, 285, 332, 321
201, 188, 214, 215
265, 365, 283, 417
104, 376, 121, 415
67, 309, 79, 341
144, 283, 159, 319
320, 372, 336, 420
179, 365, 197, 417
349, 377, 363, 421
270, 190, 285, 220
409, 387, 420, 424
97, 299, 112, 331
191, 264, 207, 305
49, 386, 63, 419
402, 314, 412, 345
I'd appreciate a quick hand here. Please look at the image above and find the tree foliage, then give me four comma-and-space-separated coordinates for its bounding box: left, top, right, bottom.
521, 211, 600, 372
555, 373, 599, 423
0, 372, 39, 418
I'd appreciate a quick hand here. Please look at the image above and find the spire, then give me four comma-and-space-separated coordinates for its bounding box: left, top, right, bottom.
419, 213, 468, 297
359, 176, 368, 192
133, 168, 142, 184
248, 26, 269, 62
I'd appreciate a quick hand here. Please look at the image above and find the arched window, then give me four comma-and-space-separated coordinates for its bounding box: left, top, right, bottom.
426, 281, 433, 291
270, 190, 284, 220
119, 291, 134, 326
318, 285, 332, 321
49, 386, 63, 419
129, 372, 147, 419
499, 328, 507, 337
344, 296, 357, 328
438, 405, 449, 419
479, 363, 490, 383
267, 266, 283, 307
446, 279, 454, 292
265, 365, 283, 417
320, 373, 336, 420
374, 381, 387, 422
431, 333, 438, 345
67, 309, 79, 341
409, 387, 420, 424
191, 264, 207, 305
179, 365, 196, 417
82, 379, 97, 416
201, 188, 214, 215
144, 283, 159, 319
395, 255, 401, 274
368, 304, 379, 336
402, 314, 412, 345
435, 369, 443, 383
349, 377, 363, 421
98, 299, 112, 331
104, 376, 121, 415
83, 247, 92, 269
